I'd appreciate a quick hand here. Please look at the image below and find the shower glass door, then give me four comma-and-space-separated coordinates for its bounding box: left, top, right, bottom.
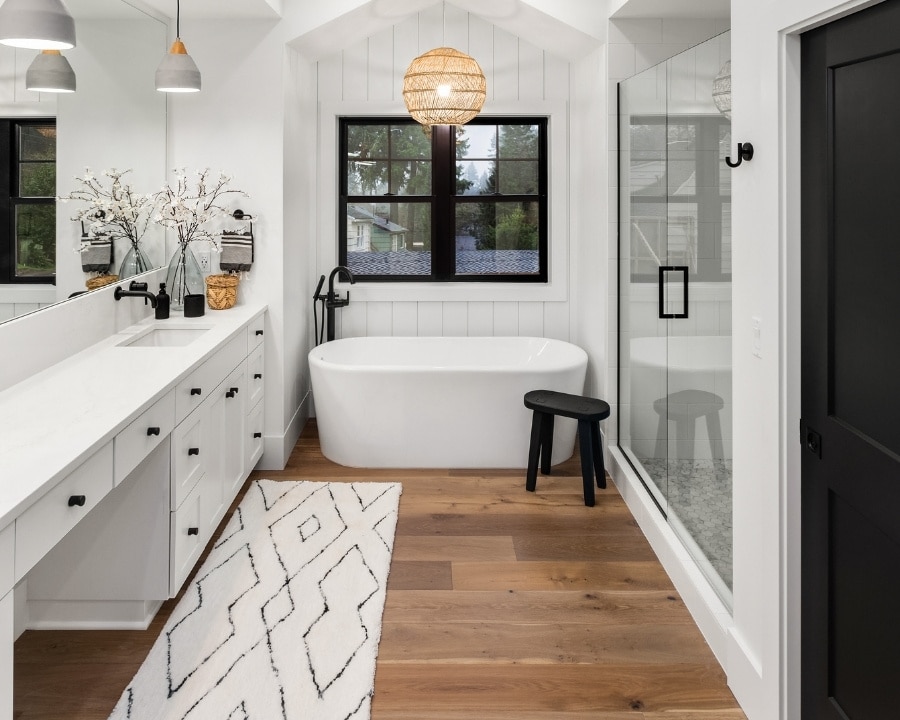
618, 32, 733, 608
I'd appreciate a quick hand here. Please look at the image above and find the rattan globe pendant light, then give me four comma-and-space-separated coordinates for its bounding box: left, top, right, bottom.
403, 46, 486, 129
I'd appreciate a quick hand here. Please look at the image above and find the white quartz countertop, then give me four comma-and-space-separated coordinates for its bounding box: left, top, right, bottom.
0, 304, 267, 531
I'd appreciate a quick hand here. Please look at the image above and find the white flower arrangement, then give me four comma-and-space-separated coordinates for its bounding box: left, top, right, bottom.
60, 168, 156, 247
153, 168, 248, 249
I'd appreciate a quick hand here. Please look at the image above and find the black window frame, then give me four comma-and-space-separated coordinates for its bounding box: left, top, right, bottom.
0, 118, 57, 285
339, 116, 548, 283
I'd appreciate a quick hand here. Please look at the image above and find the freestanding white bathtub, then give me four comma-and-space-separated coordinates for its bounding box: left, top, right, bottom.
309, 336, 588, 468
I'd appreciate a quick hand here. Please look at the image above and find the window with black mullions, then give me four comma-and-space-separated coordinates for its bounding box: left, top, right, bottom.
339, 116, 547, 282
0, 119, 57, 284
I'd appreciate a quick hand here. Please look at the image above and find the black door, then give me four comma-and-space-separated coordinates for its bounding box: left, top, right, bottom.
802, 2, 900, 718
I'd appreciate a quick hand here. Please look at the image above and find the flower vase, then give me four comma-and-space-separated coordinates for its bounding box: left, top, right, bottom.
166, 244, 204, 310
118, 241, 152, 279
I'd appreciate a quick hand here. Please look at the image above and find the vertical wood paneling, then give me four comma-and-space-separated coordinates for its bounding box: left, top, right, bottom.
0, 46, 16, 104
544, 53, 570, 102
417, 4, 443, 53
317, 53, 343, 103
518, 301, 544, 337
342, 38, 369, 101
367, 301, 393, 336
368, 27, 394, 102
443, 3, 469, 51
517, 40, 544, 102
492, 28, 519, 102
467, 15, 494, 101
468, 302, 494, 336
543, 301, 570, 341
392, 301, 418, 336
340, 302, 368, 339
417, 301, 443, 336
442, 302, 468, 336
393, 16, 419, 103
493, 302, 519, 336
0, 305, 15, 323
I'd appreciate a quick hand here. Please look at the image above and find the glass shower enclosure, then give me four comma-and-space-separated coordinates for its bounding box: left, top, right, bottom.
617, 32, 733, 607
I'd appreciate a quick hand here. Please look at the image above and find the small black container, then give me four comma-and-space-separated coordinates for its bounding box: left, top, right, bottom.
155, 283, 170, 319
184, 293, 205, 317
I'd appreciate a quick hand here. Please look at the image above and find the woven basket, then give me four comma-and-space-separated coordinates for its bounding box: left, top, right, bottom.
86, 274, 118, 290
206, 273, 239, 310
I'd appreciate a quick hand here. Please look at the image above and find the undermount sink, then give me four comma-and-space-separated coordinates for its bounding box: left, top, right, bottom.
118, 326, 210, 348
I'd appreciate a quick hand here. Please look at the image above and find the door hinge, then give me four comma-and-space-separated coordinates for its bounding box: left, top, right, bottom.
800, 418, 822, 458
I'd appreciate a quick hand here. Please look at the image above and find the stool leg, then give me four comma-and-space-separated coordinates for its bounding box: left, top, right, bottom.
577, 420, 595, 507
706, 411, 724, 461
526, 411, 543, 492
655, 413, 667, 461
540, 414, 555, 475
590, 421, 606, 489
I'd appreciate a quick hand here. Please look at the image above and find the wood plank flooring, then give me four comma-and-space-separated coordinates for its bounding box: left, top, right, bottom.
13, 420, 746, 719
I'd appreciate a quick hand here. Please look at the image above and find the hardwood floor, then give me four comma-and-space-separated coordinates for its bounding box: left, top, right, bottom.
13, 421, 746, 719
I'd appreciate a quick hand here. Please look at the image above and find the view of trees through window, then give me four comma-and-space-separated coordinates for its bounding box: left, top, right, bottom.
1, 120, 57, 284
340, 117, 547, 282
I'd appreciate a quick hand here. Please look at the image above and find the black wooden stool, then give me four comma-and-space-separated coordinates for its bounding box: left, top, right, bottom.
524, 390, 611, 507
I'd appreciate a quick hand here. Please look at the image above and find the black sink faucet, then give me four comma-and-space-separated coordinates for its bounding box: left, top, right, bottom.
325, 265, 355, 342
114, 280, 158, 308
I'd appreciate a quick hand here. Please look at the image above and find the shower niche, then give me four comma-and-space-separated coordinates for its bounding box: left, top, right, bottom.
617, 31, 733, 607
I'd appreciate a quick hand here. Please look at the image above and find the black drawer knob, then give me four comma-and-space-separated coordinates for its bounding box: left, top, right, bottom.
190, 388, 202, 396
255, 330, 264, 336
147, 426, 161, 436
68, 495, 86, 507
226, 390, 235, 398
188, 447, 200, 456
187, 527, 199, 536
230, 387, 239, 394
253, 432, 262, 438
254, 373, 262, 379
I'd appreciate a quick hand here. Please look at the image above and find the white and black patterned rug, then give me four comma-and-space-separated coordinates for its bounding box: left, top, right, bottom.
109, 479, 402, 720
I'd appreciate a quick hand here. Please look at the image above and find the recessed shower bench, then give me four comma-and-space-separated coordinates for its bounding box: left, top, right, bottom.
0, 303, 267, 720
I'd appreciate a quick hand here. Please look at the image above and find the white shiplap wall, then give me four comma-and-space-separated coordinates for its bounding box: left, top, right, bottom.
311, 4, 574, 342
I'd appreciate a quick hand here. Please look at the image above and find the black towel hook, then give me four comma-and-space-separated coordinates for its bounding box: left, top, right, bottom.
726, 142, 754, 168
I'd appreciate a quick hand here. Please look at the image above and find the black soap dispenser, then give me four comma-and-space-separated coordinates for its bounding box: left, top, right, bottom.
155, 283, 170, 319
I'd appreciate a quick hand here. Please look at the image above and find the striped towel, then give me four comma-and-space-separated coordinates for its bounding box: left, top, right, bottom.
81, 236, 113, 272
219, 232, 253, 272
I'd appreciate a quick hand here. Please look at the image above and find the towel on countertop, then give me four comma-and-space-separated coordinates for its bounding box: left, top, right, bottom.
80, 236, 113, 272
219, 232, 253, 272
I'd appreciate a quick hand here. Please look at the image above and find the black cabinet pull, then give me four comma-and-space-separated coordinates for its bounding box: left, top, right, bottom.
230, 387, 239, 394
147, 426, 160, 436
226, 390, 235, 398
255, 330, 264, 336
188, 447, 200, 456
68, 495, 86, 507
254, 373, 262, 379
187, 527, 199, 536
253, 432, 262, 438
190, 388, 202, 396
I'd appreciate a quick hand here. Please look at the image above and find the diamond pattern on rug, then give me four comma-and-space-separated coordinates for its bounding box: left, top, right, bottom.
109, 480, 401, 720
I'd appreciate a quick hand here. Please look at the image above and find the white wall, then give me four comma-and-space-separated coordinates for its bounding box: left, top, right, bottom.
729, 1, 884, 718
308, 4, 576, 345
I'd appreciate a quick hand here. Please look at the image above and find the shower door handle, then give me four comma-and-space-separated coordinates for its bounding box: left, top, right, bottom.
659, 266, 689, 319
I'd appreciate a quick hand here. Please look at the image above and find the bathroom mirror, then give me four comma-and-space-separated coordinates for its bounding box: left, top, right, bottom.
0, 0, 167, 323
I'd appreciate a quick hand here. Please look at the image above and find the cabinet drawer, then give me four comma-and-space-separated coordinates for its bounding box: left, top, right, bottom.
15, 442, 114, 581
114, 392, 175, 486
248, 314, 265, 351
246, 400, 265, 472
171, 406, 206, 510
0, 524, 12, 598
247, 344, 264, 409
174, 331, 247, 424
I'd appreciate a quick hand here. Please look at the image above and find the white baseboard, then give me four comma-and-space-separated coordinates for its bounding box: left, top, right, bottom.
26, 599, 163, 630
256, 392, 310, 472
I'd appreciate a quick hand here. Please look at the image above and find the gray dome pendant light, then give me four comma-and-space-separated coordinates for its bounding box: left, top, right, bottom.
155, 0, 201, 93
0, 0, 76, 50
26, 49, 76, 93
